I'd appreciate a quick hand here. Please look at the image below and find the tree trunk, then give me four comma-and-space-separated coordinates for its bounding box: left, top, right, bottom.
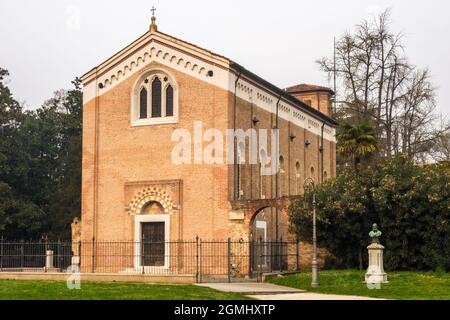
354, 156, 361, 174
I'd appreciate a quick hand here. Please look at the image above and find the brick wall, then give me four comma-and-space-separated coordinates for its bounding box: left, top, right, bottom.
81, 62, 336, 243
81, 61, 230, 242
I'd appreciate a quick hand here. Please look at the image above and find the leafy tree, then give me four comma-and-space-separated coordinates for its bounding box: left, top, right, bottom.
336, 122, 377, 171
41, 79, 82, 239
0, 68, 82, 239
290, 168, 376, 270
318, 9, 447, 161
0, 68, 47, 238
289, 157, 450, 271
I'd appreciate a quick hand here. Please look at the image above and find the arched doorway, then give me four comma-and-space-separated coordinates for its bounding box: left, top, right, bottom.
250, 207, 278, 242
250, 207, 287, 273
134, 200, 170, 269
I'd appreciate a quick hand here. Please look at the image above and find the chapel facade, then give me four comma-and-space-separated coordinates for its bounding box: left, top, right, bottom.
78, 16, 337, 251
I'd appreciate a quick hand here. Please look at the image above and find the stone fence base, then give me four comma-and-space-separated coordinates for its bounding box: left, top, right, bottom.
0, 272, 196, 284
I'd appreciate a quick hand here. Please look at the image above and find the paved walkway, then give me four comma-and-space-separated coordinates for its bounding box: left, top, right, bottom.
197, 283, 384, 300
196, 283, 304, 295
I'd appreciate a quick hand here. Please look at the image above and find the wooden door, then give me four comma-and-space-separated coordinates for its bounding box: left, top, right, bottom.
141, 222, 165, 267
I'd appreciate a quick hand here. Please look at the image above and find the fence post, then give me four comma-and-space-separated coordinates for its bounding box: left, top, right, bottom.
41, 236, 48, 272
199, 238, 202, 283
195, 236, 199, 283
227, 238, 231, 283
296, 240, 300, 271
269, 240, 273, 273
280, 237, 283, 272
78, 240, 82, 269
20, 240, 24, 269
248, 238, 253, 278
91, 237, 95, 273
258, 238, 263, 283
0, 236, 3, 272
57, 238, 61, 270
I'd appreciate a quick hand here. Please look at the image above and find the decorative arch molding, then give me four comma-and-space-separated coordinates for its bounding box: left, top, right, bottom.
129, 187, 175, 216
97, 43, 212, 92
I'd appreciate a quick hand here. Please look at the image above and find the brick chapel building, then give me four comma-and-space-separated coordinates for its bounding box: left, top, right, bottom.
78, 15, 337, 256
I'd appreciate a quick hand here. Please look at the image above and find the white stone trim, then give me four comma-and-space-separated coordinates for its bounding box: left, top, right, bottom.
231, 74, 337, 142
129, 187, 174, 216
81, 31, 229, 83
134, 214, 170, 271
82, 32, 230, 104
82, 30, 336, 142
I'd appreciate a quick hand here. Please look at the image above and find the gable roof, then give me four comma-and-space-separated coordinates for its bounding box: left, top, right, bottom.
80, 29, 229, 85
81, 24, 337, 126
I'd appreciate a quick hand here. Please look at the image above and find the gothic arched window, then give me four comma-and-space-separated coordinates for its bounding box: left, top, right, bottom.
140, 88, 148, 119
151, 77, 162, 118
166, 85, 174, 117
132, 69, 179, 126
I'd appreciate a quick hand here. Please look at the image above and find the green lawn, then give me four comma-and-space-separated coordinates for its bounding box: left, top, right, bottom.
0, 280, 250, 300
267, 270, 450, 300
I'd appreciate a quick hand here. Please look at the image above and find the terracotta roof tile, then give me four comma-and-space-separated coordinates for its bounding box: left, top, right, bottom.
285, 83, 334, 94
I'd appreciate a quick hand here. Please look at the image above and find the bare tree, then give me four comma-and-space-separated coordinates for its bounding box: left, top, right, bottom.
318, 9, 444, 162
429, 119, 450, 162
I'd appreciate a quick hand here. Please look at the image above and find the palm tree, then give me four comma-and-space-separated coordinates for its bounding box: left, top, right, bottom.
337, 123, 378, 171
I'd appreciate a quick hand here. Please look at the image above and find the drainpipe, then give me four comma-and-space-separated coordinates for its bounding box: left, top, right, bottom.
233, 71, 242, 201
275, 95, 281, 241
93, 68, 99, 241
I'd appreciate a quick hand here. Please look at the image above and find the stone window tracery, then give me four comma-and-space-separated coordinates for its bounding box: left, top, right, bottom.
132, 69, 178, 126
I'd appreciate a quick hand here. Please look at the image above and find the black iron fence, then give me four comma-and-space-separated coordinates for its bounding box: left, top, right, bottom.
0, 238, 300, 282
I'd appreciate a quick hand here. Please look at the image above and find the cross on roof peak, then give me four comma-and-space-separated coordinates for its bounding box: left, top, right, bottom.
149, 6, 158, 32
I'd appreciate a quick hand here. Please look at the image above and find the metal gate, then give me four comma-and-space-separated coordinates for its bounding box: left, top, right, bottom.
197, 239, 298, 283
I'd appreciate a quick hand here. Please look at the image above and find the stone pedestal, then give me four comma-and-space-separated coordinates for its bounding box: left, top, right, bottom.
45, 250, 54, 269
365, 243, 388, 284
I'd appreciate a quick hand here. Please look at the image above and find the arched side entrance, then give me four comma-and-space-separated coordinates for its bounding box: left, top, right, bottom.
249, 205, 290, 274
250, 207, 278, 242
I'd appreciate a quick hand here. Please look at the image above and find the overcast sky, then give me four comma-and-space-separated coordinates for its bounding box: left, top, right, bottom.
0, 0, 448, 117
